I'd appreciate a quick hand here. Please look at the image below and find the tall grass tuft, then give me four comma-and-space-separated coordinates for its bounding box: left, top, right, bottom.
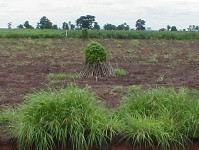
3, 83, 118, 150
115, 87, 199, 149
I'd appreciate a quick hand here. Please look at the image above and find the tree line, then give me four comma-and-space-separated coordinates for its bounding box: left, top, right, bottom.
12, 15, 199, 31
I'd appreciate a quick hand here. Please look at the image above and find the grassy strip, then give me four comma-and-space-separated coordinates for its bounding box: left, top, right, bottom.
0, 85, 199, 150
0, 29, 65, 38
1, 29, 199, 39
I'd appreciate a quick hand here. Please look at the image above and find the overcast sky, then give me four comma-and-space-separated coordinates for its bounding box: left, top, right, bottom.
0, 0, 199, 30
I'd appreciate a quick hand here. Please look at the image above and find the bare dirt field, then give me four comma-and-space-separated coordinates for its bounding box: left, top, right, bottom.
0, 38, 199, 149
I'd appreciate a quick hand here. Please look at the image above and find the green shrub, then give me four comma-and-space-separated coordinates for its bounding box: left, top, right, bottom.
3, 84, 117, 150
84, 41, 107, 63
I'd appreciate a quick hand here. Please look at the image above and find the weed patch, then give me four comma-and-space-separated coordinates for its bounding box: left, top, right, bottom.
113, 68, 128, 77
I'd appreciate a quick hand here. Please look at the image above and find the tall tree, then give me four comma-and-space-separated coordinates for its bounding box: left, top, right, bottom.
103, 23, 116, 30
70, 24, 75, 30
76, 15, 95, 29
196, 26, 199, 31
37, 16, 53, 29
93, 22, 100, 30
167, 25, 171, 31
187, 25, 192, 31
159, 28, 166, 31
171, 26, 177, 31
135, 19, 145, 30
62, 22, 69, 30
117, 23, 130, 30
8, 22, 12, 29
24, 21, 34, 29
52, 25, 58, 29
192, 25, 196, 31
17, 24, 24, 29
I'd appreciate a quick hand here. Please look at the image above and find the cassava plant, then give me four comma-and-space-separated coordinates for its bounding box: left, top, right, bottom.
82, 28, 89, 39
81, 41, 113, 77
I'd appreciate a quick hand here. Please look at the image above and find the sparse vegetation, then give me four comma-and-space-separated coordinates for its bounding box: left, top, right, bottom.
113, 68, 128, 77
131, 39, 140, 46
128, 85, 142, 93
47, 73, 78, 79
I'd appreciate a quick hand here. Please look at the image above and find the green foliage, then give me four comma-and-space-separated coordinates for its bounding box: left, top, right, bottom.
1, 29, 199, 40
0, 86, 199, 149
128, 85, 142, 93
37, 16, 54, 29
111, 86, 125, 95
171, 26, 177, 31
117, 23, 130, 30
113, 68, 128, 77
66, 30, 199, 40
103, 23, 116, 30
131, 39, 140, 46
47, 73, 78, 79
136, 19, 146, 30
0, 29, 64, 38
17, 24, 24, 29
93, 22, 100, 30
24, 21, 34, 29
2, 84, 117, 150
84, 41, 107, 63
82, 28, 89, 39
62, 22, 69, 30
76, 15, 95, 29
0, 107, 16, 130
116, 87, 199, 148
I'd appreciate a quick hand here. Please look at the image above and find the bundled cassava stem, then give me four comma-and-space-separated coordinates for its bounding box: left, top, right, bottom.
81, 61, 113, 77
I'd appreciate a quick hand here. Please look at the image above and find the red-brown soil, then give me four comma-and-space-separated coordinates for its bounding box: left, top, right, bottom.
0, 38, 199, 150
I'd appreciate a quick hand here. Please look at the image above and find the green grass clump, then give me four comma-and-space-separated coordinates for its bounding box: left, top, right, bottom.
0, 107, 16, 133
113, 68, 128, 77
116, 87, 199, 149
131, 39, 140, 46
128, 85, 142, 93
1, 84, 118, 150
47, 73, 79, 79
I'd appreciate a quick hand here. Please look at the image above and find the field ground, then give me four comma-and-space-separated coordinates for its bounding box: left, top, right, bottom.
0, 38, 199, 149
0, 38, 198, 107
